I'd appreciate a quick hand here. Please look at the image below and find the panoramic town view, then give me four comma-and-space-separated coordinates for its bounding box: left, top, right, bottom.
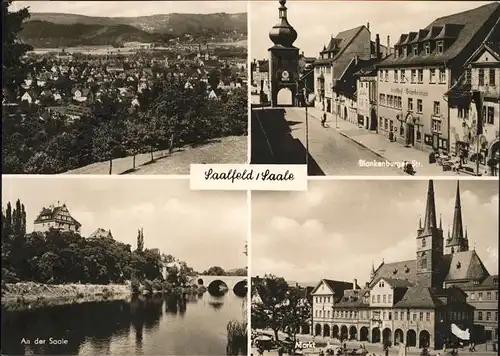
2, 1, 248, 174
251, 180, 498, 355
250, 0, 499, 177
1, 178, 248, 355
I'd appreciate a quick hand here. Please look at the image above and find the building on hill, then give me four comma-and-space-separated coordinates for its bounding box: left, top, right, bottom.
375, 2, 500, 155
307, 180, 496, 349
88, 228, 113, 239
33, 203, 81, 234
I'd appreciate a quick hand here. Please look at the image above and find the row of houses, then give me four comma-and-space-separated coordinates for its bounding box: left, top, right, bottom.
252, 2, 499, 172
314, 2, 500, 171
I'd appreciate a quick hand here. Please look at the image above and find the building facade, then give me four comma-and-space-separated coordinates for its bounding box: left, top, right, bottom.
33, 204, 81, 234
375, 2, 500, 154
356, 67, 378, 130
448, 23, 500, 175
307, 180, 496, 349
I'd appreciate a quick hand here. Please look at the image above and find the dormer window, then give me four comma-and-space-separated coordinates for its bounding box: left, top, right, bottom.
404, 265, 410, 273
436, 41, 444, 54
424, 42, 430, 55
403, 47, 407, 57
456, 262, 461, 269
413, 45, 419, 56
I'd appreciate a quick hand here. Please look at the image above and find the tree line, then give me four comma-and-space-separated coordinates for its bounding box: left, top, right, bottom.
251, 275, 311, 353
1, 199, 196, 291
2, 79, 248, 175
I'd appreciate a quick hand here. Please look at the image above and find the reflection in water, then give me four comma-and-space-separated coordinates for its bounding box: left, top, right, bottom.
2, 291, 246, 355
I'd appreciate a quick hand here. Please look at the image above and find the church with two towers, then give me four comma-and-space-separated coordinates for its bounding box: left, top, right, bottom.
310, 180, 497, 350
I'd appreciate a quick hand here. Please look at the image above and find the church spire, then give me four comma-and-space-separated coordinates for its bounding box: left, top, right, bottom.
450, 181, 464, 240
370, 261, 375, 280
422, 180, 437, 233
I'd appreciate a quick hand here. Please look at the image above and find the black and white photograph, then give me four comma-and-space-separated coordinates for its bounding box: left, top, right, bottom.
1, 177, 248, 355
251, 180, 498, 355
250, 0, 500, 177
2, 1, 248, 175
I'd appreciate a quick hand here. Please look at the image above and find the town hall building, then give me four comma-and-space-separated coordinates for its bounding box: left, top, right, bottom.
309, 180, 497, 350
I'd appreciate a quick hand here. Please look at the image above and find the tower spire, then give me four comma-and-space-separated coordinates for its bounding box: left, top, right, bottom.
439, 214, 443, 229
370, 261, 375, 280
450, 181, 464, 241
423, 180, 438, 233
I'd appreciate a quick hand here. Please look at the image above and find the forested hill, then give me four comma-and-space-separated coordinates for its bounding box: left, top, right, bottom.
20, 21, 162, 48
22, 12, 247, 47
27, 12, 247, 35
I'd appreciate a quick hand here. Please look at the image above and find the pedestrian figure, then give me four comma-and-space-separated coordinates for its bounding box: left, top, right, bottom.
385, 346, 389, 356
321, 112, 327, 127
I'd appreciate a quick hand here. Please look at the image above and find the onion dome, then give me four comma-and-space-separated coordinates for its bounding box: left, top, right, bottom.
269, 0, 297, 47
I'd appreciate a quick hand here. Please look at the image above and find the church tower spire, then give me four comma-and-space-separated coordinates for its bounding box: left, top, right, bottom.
422, 180, 437, 233
445, 181, 469, 254
370, 261, 375, 280
416, 180, 444, 289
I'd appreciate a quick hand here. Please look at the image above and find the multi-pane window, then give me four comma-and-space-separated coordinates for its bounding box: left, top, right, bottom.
372, 295, 376, 303
479, 292, 483, 301
383, 311, 386, 320
413, 45, 418, 56
408, 98, 414, 111
487, 292, 492, 300
383, 295, 387, 303
389, 312, 392, 320
388, 294, 392, 303
458, 106, 469, 119
489, 69, 496, 86
380, 94, 386, 105
394, 70, 399, 82
385, 70, 389, 82
430, 69, 436, 84
424, 42, 430, 55
465, 68, 471, 84
433, 101, 441, 116
401, 70, 406, 82
411, 69, 417, 83
418, 69, 424, 83
417, 99, 423, 113
479, 69, 485, 86
413, 313, 417, 321
487, 312, 491, 321
426, 312, 430, 321
478, 311, 483, 320
395, 312, 398, 320
439, 68, 446, 83
432, 119, 442, 133
419, 312, 424, 321
377, 295, 381, 303
403, 47, 407, 57
437, 41, 444, 54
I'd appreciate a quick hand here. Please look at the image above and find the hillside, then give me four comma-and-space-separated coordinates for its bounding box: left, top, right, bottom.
20, 20, 161, 48
26, 12, 248, 35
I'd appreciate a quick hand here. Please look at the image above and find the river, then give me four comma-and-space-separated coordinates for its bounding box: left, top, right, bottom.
1, 291, 246, 355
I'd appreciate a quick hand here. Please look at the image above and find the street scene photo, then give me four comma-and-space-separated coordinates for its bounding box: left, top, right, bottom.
1, 177, 248, 355
2, 1, 248, 175
250, 1, 499, 176
251, 180, 498, 355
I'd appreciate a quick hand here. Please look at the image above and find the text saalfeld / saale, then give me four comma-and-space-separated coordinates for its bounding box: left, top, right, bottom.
204, 168, 295, 183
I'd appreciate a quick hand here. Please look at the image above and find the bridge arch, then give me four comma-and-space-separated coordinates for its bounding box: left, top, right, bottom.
192, 275, 246, 296
233, 280, 247, 297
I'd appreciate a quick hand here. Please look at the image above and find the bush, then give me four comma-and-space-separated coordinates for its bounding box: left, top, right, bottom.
226, 320, 247, 355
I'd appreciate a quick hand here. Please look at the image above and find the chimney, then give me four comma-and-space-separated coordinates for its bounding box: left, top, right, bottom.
367, 22, 370, 31
376, 34, 381, 59
353, 278, 358, 289
387, 35, 391, 56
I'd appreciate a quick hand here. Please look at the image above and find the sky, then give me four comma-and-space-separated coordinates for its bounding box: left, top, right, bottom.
2, 177, 248, 273
250, 1, 494, 60
252, 180, 499, 286
13, 1, 247, 16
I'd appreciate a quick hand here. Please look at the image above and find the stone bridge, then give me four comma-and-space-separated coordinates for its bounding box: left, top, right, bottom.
189, 275, 247, 295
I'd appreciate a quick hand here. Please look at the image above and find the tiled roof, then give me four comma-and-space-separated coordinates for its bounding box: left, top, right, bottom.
394, 286, 444, 308
34, 205, 81, 228
445, 250, 490, 281
334, 288, 370, 308
378, 2, 500, 67
370, 259, 417, 287
89, 228, 113, 239
379, 277, 414, 288
311, 279, 355, 296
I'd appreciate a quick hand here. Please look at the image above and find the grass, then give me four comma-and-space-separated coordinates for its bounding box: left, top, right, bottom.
62, 135, 247, 175
227, 320, 248, 355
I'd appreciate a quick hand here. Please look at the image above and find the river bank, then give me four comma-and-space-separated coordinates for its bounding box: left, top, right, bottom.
2, 282, 131, 311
